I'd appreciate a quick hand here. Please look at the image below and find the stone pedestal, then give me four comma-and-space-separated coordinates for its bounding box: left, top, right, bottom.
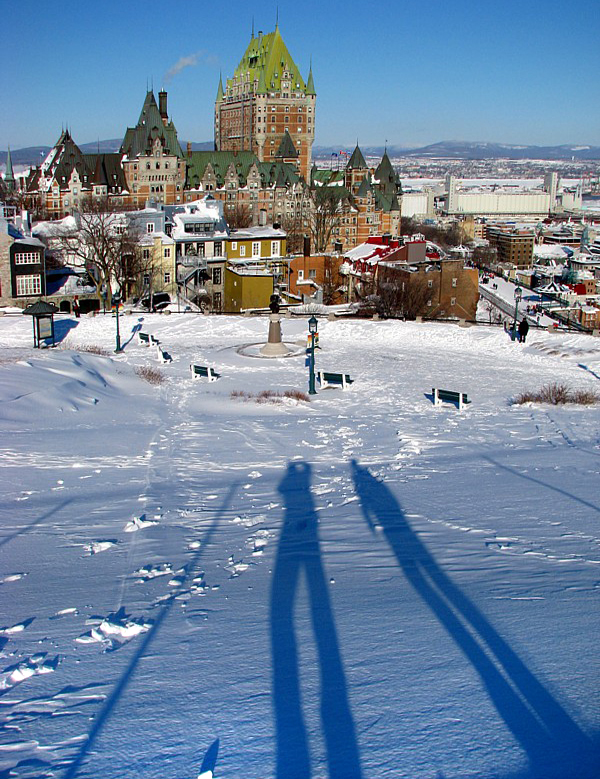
260, 314, 291, 356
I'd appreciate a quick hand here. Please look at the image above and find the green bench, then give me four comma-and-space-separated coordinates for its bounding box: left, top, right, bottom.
317, 371, 354, 390
138, 331, 159, 346
433, 388, 471, 410
190, 364, 220, 382
156, 344, 172, 364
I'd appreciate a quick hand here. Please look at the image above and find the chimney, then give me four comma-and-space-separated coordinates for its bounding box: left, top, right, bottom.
303, 235, 311, 258
187, 141, 192, 157
159, 90, 168, 124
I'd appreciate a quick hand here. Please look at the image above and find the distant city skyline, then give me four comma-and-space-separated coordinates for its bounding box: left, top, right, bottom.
4, 0, 599, 152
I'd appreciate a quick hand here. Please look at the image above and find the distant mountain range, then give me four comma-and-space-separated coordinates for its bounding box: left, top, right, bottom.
2, 139, 600, 168
314, 141, 600, 161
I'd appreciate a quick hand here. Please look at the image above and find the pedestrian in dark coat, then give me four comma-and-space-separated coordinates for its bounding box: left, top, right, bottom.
518, 317, 529, 343
73, 296, 80, 318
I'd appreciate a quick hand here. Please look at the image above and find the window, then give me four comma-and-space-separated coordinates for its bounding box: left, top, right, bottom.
213, 292, 222, 311
309, 269, 316, 278
451, 297, 457, 306
147, 223, 155, 233
452, 278, 457, 287
16, 274, 41, 296
212, 267, 222, 285
428, 279, 433, 288
14, 252, 39, 265
239, 245, 246, 257
143, 249, 150, 260
214, 241, 223, 257
164, 248, 171, 258
143, 274, 150, 285
298, 269, 304, 280
164, 272, 171, 285
252, 241, 260, 257
230, 241, 237, 250
271, 240, 280, 256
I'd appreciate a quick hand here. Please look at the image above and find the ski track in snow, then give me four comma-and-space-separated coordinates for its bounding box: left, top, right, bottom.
0, 314, 599, 778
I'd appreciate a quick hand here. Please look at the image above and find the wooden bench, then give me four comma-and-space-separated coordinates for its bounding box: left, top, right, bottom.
190, 364, 220, 382
433, 388, 471, 410
156, 344, 172, 364
138, 332, 159, 346
317, 371, 353, 389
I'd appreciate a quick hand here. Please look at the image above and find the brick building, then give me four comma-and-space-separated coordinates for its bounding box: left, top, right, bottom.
215, 26, 316, 181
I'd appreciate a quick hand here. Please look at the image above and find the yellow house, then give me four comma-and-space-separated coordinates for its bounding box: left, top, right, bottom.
138, 232, 176, 298
223, 267, 274, 313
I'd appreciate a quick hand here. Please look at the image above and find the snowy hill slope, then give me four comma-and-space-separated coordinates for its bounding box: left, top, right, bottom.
0, 312, 599, 779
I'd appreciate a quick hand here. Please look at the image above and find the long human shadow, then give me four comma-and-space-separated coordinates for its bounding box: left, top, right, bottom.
63, 484, 237, 779
351, 460, 598, 778
270, 462, 362, 779
120, 320, 144, 350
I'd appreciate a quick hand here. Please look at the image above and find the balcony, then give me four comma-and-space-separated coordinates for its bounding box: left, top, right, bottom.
177, 254, 208, 269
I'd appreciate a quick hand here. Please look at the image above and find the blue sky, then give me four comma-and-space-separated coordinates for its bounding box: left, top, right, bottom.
3, 0, 599, 151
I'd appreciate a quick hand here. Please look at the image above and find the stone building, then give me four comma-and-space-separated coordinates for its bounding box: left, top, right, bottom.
121, 90, 187, 208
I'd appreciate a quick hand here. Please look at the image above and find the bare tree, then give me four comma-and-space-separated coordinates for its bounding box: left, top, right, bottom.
224, 200, 252, 228
310, 186, 343, 254
321, 256, 345, 305
51, 197, 142, 308
375, 267, 433, 319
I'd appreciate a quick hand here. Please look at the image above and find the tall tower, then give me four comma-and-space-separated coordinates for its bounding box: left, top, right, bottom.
4, 146, 15, 192
215, 26, 316, 181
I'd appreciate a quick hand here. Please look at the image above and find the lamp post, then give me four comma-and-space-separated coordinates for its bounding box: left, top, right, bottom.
307, 314, 318, 395
513, 284, 522, 338
113, 288, 122, 353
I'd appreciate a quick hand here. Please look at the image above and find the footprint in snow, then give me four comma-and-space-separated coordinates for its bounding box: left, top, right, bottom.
0, 653, 61, 690
0, 617, 35, 634
124, 514, 158, 532
0, 572, 28, 584
83, 539, 119, 555
76, 607, 152, 651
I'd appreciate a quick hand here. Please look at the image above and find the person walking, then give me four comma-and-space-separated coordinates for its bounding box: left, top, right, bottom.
518, 317, 529, 343
72, 296, 80, 318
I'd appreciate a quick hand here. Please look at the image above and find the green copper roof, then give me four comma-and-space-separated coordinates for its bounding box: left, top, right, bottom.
229, 27, 307, 95
186, 150, 300, 190
356, 173, 372, 198
374, 151, 400, 195
347, 144, 367, 170
216, 75, 224, 102
275, 130, 298, 159
306, 66, 316, 96
121, 90, 184, 160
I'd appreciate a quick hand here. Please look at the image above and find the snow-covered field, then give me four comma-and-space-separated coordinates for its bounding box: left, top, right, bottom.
1, 311, 599, 779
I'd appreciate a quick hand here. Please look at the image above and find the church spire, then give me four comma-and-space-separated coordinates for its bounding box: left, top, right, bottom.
4, 146, 15, 191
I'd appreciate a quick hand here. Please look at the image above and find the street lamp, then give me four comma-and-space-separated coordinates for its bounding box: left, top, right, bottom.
307, 314, 318, 395
113, 287, 122, 353
513, 284, 522, 338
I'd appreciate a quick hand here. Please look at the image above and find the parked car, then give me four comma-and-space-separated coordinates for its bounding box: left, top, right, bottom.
140, 292, 171, 311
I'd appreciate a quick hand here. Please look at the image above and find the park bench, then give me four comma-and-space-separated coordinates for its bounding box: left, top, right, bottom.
138, 331, 159, 346
190, 364, 220, 382
317, 371, 354, 390
433, 387, 471, 410
156, 344, 172, 364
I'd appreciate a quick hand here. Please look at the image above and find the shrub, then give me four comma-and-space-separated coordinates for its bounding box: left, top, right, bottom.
231, 389, 309, 404
513, 382, 599, 406
135, 366, 165, 385
64, 344, 110, 356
